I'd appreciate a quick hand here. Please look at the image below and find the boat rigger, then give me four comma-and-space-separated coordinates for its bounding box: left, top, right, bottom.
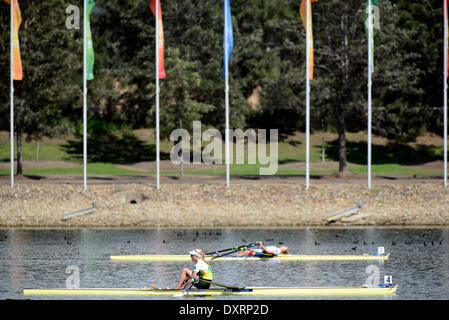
109, 253, 390, 262
23, 285, 397, 296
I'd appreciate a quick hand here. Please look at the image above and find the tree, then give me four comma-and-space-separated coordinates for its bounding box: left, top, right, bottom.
155, 47, 215, 175
312, 0, 422, 173
0, 0, 82, 175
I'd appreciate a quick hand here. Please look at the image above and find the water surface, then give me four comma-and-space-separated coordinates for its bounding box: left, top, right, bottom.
0, 228, 448, 300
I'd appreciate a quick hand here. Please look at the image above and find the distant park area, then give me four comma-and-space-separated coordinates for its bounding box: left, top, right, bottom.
0, 129, 444, 178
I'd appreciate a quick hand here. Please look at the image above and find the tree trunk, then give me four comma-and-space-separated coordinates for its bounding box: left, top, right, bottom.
178, 119, 184, 177
16, 125, 23, 176
321, 120, 326, 163
338, 115, 348, 175
321, 132, 325, 163
337, 12, 349, 176
36, 140, 40, 161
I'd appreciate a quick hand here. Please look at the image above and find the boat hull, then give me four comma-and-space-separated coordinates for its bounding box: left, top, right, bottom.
109, 254, 390, 262
23, 286, 397, 296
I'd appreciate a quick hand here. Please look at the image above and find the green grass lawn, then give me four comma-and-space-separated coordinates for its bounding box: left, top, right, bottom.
0, 130, 445, 176
0, 142, 70, 162
0, 162, 138, 175
349, 164, 441, 176
0, 163, 442, 177
159, 164, 440, 176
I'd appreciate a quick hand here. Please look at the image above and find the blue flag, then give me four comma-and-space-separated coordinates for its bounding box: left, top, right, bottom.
223, 0, 233, 79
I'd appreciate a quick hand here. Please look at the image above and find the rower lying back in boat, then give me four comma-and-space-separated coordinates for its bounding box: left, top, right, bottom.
233, 241, 289, 258
175, 249, 213, 290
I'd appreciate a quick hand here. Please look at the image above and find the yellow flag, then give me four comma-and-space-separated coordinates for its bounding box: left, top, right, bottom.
300, 0, 317, 80
4, 0, 23, 80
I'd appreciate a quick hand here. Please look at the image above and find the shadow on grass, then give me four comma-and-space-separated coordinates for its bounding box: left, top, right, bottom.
61, 131, 170, 164
287, 140, 302, 147
325, 140, 443, 165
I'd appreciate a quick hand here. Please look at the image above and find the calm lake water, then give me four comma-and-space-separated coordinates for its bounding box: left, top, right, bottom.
0, 228, 448, 300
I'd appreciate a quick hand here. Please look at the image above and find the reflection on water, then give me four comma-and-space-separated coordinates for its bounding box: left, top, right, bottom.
0, 228, 448, 300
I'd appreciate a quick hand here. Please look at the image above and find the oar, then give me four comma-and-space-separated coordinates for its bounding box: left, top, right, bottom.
198, 279, 243, 290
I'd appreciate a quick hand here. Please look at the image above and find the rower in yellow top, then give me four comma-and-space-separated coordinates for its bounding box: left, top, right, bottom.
175, 249, 213, 289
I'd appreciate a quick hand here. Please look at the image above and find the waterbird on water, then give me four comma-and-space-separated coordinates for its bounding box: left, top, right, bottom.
352, 246, 357, 251
314, 241, 320, 246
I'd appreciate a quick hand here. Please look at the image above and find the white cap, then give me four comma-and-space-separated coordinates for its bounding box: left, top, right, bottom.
189, 250, 202, 257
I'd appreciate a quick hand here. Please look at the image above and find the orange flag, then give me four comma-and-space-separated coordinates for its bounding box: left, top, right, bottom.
150, 0, 166, 79
300, 0, 317, 80
4, 0, 23, 80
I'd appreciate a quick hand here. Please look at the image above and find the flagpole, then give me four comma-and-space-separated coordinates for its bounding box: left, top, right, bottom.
305, 0, 310, 190
10, 0, 14, 188
225, 0, 230, 188
155, 0, 160, 190
367, 3, 372, 190
444, 0, 448, 187
83, 0, 87, 191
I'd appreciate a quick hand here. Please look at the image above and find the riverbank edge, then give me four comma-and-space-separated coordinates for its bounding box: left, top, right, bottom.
1, 225, 449, 230
2, 182, 449, 228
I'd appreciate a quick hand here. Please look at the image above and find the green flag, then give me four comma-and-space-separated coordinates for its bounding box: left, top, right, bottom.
86, 0, 95, 80
364, 0, 379, 73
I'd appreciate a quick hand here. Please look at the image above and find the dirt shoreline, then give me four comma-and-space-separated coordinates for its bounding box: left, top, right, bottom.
1, 182, 448, 228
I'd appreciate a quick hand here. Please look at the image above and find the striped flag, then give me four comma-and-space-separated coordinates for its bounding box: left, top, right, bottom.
300, 0, 317, 80
223, 0, 233, 79
364, 0, 379, 73
150, 0, 166, 79
86, 0, 95, 80
4, 0, 23, 80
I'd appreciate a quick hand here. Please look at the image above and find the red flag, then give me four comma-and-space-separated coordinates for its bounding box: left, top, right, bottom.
444, 0, 449, 78
150, 0, 166, 79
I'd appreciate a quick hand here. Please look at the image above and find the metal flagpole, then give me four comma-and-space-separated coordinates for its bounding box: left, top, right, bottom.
305, 0, 310, 189
83, 0, 87, 191
155, 0, 160, 190
10, 0, 14, 188
225, 0, 230, 188
367, 3, 372, 190
444, 0, 448, 187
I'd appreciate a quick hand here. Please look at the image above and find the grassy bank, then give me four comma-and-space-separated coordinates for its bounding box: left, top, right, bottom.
0, 130, 445, 176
